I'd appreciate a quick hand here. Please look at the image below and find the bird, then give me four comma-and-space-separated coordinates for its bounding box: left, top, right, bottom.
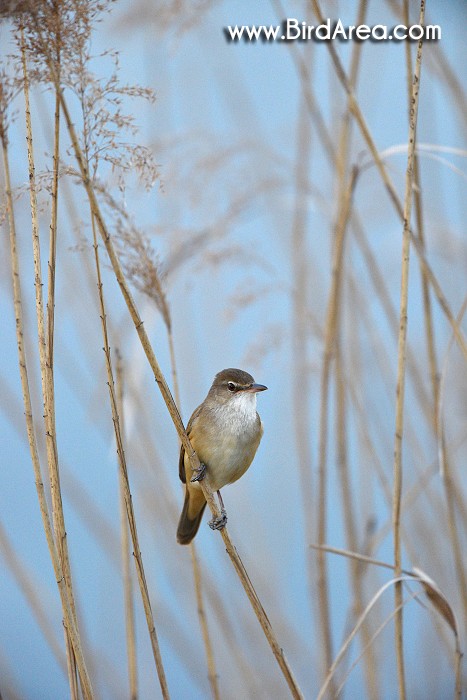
176, 368, 267, 544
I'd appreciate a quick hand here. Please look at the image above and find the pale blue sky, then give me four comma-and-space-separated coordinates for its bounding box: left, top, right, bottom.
0, 1, 466, 698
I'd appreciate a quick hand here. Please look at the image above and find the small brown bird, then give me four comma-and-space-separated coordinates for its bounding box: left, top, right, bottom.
177, 368, 267, 544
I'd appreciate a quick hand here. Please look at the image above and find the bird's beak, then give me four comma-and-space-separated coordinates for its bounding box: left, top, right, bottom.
246, 383, 268, 393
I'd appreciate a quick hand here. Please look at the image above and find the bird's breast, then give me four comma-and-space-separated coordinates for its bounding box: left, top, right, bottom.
190, 399, 263, 491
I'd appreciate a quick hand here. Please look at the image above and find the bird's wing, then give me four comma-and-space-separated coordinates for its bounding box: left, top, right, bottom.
178, 403, 203, 483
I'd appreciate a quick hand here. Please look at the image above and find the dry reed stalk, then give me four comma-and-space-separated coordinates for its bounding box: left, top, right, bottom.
19, 27, 93, 699
50, 74, 304, 700
1, 78, 93, 700
386, 0, 467, 126
45, 0, 60, 376
332, 3, 379, 695
311, 543, 463, 698
274, 12, 436, 454
115, 351, 138, 700
437, 298, 467, 624
158, 323, 219, 695
195, 567, 264, 696
318, 562, 460, 700
328, 276, 448, 600
276, 1, 435, 435
0, 665, 22, 700
335, 344, 379, 696
169, 359, 220, 700
350, 218, 433, 418
348, 270, 449, 531
271, 0, 335, 162
391, 3, 426, 695
42, 21, 78, 674
188, 544, 220, 700
119, 225, 221, 698
402, 1, 438, 429
345, 358, 432, 579
344, 276, 464, 684
316, 575, 414, 700
139, 281, 221, 700
335, 0, 367, 185
278, 7, 462, 542
336, 590, 419, 698
129, 442, 260, 693
137, 274, 285, 693
440, 448, 467, 622
0, 345, 126, 570
89, 212, 170, 699
311, 0, 463, 689
429, 49, 467, 126
290, 85, 315, 624
311, 0, 467, 364
315, 167, 358, 691
288, 58, 439, 451
402, 1, 467, 629
310, 544, 416, 577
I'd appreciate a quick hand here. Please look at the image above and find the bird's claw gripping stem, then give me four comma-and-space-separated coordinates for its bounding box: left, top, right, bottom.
190, 462, 207, 483
208, 509, 227, 531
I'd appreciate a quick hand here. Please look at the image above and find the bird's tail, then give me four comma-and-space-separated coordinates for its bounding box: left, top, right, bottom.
176, 490, 206, 544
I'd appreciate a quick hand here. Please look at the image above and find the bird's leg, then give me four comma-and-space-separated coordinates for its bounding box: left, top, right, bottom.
190, 461, 207, 483
217, 490, 226, 517
208, 490, 228, 531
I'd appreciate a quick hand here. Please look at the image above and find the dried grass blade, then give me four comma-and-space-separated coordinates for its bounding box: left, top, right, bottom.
317, 576, 414, 700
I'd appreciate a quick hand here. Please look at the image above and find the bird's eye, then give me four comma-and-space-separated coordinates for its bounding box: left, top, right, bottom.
227, 382, 236, 392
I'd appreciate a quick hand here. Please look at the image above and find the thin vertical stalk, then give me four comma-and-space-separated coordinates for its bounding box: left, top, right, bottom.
19, 27, 89, 700
310, 0, 467, 362
440, 444, 467, 622
272, 0, 334, 162
334, 0, 367, 187
90, 213, 170, 699
115, 352, 138, 700
290, 84, 314, 611
402, 2, 438, 424
403, 0, 467, 628
44, 21, 72, 675
1, 88, 93, 700
316, 168, 358, 690
46, 0, 60, 375
280, 0, 447, 422
189, 545, 220, 700
392, 4, 426, 697
335, 339, 380, 699
436, 298, 467, 629
351, 217, 432, 418
332, 2, 379, 695
167, 334, 220, 700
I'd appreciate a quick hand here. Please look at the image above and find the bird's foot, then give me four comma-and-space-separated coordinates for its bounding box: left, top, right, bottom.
190, 462, 207, 483
208, 509, 227, 531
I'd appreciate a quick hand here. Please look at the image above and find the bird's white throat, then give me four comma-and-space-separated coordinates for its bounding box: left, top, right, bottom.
213, 391, 258, 434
